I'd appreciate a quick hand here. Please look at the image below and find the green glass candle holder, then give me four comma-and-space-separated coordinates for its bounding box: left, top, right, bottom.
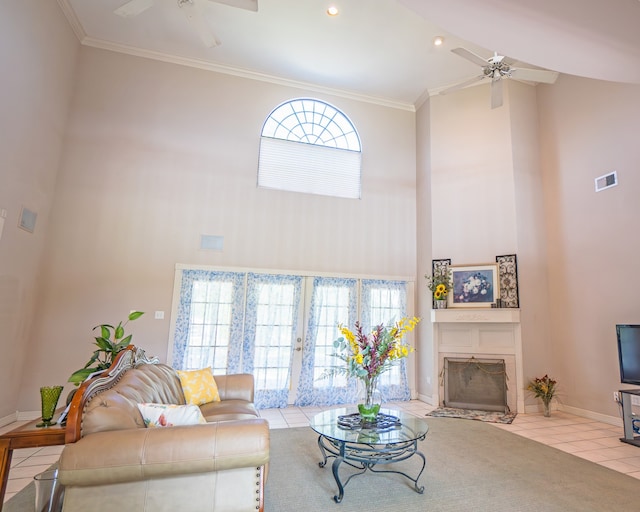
36, 386, 64, 428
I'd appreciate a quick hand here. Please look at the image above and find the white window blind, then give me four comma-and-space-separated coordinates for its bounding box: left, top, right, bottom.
258, 137, 361, 198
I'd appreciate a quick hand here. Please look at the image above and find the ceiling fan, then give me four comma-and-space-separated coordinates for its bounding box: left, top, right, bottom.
440, 47, 559, 109
114, 0, 258, 48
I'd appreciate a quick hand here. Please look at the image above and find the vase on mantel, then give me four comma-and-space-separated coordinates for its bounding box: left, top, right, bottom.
434, 299, 447, 309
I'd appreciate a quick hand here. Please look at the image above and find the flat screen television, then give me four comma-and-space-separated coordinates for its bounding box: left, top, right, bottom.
616, 324, 640, 385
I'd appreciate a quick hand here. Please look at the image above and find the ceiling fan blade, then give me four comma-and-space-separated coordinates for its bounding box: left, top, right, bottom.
500, 55, 517, 67
510, 67, 559, 84
490, 78, 503, 109
209, 0, 258, 11
451, 47, 489, 68
439, 75, 486, 95
114, 0, 155, 18
179, 0, 220, 48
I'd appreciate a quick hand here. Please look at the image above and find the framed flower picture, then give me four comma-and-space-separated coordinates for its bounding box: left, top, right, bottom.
448, 264, 500, 308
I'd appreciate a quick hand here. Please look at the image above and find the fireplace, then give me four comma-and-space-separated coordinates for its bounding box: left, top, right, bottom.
431, 309, 523, 413
443, 357, 508, 413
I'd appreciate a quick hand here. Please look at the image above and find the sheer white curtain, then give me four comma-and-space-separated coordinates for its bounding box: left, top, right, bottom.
361, 279, 411, 402
172, 269, 246, 373
295, 277, 358, 406
172, 269, 412, 408
242, 273, 302, 409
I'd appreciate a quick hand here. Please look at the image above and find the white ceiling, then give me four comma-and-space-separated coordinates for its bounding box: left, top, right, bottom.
58, 0, 640, 110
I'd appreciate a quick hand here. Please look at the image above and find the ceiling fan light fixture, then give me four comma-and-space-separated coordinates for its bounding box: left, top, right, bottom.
326, 5, 339, 16
433, 36, 444, 47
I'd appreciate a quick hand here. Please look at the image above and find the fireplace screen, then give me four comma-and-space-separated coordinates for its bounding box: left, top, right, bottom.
443, 357, 508, 412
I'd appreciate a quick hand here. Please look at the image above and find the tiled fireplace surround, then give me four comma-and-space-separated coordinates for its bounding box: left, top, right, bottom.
431, 309, 523, 413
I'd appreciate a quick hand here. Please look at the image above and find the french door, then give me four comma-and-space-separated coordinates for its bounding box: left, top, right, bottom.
170, 268, 412, 408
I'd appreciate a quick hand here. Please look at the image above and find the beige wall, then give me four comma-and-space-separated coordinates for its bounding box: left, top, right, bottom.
508, 81, 553, 388
17, 47, 418, 410
425, 74, 640, 417
427, 80, 554, 408
537, 75, 640, 417
0, 0, 79, 419
430, 83, 518, 260
415, 99, 432, 398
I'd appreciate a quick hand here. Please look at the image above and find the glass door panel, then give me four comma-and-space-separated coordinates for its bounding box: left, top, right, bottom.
244, 274, 302, 408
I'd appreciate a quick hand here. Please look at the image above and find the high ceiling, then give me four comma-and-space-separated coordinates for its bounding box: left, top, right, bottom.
58, 0, 640, 109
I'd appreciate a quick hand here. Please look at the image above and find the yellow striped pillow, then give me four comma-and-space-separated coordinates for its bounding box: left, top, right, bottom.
176, 367, 221, 406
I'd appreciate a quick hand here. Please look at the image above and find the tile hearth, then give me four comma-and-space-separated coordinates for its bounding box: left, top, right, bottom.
2, 401, 639, 504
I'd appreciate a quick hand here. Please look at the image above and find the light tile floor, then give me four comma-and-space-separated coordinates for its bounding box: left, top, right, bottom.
3, 401, 640, 504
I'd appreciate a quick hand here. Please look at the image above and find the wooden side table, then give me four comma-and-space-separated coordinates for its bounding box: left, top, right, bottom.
0, 414, 65, 511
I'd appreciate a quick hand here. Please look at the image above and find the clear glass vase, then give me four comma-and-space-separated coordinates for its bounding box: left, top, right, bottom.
542, 397, 551, 417
357, 377, 382, 421
34, 468, 65, 512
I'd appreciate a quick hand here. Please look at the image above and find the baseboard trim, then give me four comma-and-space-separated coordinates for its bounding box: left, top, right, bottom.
16, 410, 40, 421
0, 412, 18, 428
557, 403, 622, 427
417, 393, 435, 406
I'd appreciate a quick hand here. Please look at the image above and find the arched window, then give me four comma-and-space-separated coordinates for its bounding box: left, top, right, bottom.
258, 98, 362, 199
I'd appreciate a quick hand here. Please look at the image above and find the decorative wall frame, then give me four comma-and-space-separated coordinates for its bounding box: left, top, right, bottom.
495, 254, 519, 308
448, 264, 500, 308
431, 259, 451, 309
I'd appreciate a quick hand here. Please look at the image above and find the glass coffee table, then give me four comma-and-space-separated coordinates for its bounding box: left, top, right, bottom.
309, 407, 429, 503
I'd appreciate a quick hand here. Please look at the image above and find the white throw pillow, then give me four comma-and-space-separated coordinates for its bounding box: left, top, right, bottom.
137, 403, 207, 428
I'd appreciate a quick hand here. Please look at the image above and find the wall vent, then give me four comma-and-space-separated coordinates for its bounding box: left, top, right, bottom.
595, 171, 618, 192
200, 235, 224, 251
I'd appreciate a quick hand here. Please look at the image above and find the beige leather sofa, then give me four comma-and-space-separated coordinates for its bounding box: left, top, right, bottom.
58, 346, 269, 512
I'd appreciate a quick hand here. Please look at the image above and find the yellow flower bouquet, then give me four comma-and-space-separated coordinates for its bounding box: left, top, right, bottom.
330, 317, 420, 420
527, 374, 557, 417
425, 271, 452, 301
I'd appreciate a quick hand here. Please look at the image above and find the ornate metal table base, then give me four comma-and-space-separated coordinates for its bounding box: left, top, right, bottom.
316, 434, 427, 503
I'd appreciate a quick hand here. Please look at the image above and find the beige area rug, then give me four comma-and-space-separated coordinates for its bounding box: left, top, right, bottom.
265, 419, 640, 512
6, 419, 640, 511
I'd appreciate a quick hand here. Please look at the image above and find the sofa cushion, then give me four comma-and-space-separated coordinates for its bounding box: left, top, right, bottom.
137, 403, 206, 428
177, 368, 221, 406
199, 399, 259, 422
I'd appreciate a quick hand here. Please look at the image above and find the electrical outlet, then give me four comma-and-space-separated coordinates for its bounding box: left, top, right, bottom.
613, 391, 620, 402
632, 395, 640, 407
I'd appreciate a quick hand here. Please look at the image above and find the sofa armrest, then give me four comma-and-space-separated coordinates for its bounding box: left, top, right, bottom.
58, 418, 269, 487
214, 373, 254, 402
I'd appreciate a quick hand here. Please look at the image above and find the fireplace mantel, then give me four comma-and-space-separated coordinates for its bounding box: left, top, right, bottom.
431, 309, 520, 324
431, 307, 524, 413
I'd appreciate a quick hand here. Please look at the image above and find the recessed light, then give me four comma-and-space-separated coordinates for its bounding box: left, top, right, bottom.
327, 5, 339, 16
433, 36, 444, 47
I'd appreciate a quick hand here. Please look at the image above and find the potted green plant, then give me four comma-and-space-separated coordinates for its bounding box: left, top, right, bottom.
68, 311, 144, 386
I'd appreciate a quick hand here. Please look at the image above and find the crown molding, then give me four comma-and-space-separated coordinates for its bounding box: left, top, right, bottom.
80, 37, 416, 112
57, 0, 86, 41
